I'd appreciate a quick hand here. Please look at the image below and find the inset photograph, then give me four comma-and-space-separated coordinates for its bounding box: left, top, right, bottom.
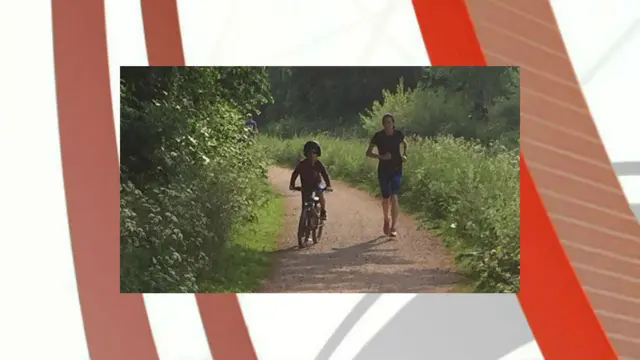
120, 66, 520, 293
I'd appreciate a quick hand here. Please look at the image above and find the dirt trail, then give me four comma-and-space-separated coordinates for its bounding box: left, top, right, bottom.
260, 166, 461, 293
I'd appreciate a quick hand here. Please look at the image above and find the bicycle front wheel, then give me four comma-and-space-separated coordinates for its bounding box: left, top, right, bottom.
314, 222, 323, 243
297, 212, 307, 248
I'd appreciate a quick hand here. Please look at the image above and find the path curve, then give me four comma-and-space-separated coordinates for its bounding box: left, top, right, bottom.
260, 166, 461, 293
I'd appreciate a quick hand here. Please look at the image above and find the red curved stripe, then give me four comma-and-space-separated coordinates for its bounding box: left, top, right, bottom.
140, 0, 185, 65
196, 295, 259, 360
412, 0, 485, 65
51, 1, 159, 359
139, 2, 259, 359
520, 157, 617, 358
411, 0, 617, 358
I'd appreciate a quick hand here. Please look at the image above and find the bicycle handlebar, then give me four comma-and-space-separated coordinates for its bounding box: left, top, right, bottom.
291, 186, 333, 192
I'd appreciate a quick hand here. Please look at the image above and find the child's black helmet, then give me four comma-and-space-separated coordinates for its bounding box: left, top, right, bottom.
303, 140, 321, 157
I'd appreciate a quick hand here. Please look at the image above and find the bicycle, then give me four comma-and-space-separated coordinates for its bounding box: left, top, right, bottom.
291, 186, 332, 249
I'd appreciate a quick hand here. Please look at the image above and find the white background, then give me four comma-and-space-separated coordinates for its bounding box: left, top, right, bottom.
0, 0, 637, 359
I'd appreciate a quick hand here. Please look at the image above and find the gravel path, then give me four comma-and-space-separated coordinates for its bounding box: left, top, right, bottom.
259, 166, 461, 293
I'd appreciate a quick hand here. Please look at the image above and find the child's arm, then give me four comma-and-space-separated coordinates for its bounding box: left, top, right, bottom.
318, 161, 332, 188
289, 163, 300, 189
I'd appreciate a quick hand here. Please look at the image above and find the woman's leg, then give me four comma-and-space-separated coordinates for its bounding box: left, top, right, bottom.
388, 172, 402, 234
390, 196, 399, 230
382, 198, 390, 219
382, 199, 390, 234
378, 171, 391, 234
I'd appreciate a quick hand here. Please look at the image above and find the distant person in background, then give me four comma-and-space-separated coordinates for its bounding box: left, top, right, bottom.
245, 113, 259, 136
365, 113, 407, 237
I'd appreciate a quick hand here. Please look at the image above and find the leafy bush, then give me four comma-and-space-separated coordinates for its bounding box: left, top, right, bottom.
361, 79, 416, 136
262, 134, 520, 293
262, 67, 424, 132
120, 67, 274, 292
361, 69, 520, 146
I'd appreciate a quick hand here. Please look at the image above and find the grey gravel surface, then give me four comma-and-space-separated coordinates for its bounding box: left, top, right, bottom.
259, 166, 461, 293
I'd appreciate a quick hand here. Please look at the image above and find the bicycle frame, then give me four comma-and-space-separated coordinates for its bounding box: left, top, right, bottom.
294, 186, 326, 205
303, 187, 325, 208
292, 186, 330, 248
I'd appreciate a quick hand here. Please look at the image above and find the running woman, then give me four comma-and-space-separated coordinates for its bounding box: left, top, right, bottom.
365, 113, 407, 237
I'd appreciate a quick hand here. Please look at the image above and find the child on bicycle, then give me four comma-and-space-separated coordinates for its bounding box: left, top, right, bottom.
289, 140, 333, 220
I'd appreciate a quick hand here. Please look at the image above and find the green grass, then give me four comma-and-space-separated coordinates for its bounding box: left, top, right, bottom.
261, 134, 520, 293
451, 283, 475, 293
201, 192, 285, 292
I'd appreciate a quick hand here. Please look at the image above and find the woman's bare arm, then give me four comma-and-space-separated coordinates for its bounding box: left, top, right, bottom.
365, 143, 380, 159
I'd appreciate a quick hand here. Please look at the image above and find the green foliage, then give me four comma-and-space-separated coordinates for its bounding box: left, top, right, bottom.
360, 68, 520, 146
262, 67, 423, 135
121, 65, 521, 294
120, 67, 275, 292
361, 79, 415, 135
201, 194, 285, 292
421, 66, 519, 121
262, 66, 520, 293
262, 134, 520, 293
361, 82, 471, 139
